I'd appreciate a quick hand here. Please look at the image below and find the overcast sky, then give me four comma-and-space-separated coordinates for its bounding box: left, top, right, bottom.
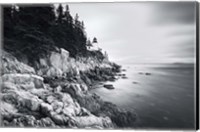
68, 2, 196, 64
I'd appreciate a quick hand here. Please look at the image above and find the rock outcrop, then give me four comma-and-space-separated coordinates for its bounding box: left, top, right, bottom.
36, 48, 115, 78
1, 48, 136, 128
2, 52, 35, 74
2, 73, 44, 89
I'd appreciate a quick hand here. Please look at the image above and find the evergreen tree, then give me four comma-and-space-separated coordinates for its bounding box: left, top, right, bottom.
3, 4, 103, 62
57, 4, 64, 23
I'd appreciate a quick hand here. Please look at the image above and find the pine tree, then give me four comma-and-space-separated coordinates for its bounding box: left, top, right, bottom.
57, 4, 64, 23
3, 4, 103, 61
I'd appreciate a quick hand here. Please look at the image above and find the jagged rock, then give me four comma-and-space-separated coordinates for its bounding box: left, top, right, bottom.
72, 115, 113, 128
51, 101, 64, 114
80, 73, 92, 85
9, 115, 36, 127
41, 103, 53, 116
80, 84, 88, 92
2, 90, 42, 112
22, 95, 41, 112
50, 49, 69, 70
62, 101, 81, 117
46, 95, 55, 104
4, 112, 57, 127
30, 88, 50, 101
74, 102, 81, 114
62, 93, 74, 104
50, 52, 63, 69
46, 67, 63, 77
54, 85, 62, 93
80, 107, 91, 116
1, 101, 19, 122
2, 52, 35, 74
37, 117, 57, 127
62, 105, 77, 117
42, 48, 70, 77
19, 82, 36, 91
39, 58, 48, 68
2, 92, 19, 106
2, 73, 44, 89
2, 82, 18, 93
25, 96, 41, 111
62, 83, 82, 97
1, 47, 132, 128
36, 48, 118, 78
2, 76, 35, 91
50, 112, 69, 125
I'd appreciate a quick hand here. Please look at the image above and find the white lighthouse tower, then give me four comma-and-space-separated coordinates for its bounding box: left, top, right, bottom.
91, 37, 99, 51
87, 37, 100, 51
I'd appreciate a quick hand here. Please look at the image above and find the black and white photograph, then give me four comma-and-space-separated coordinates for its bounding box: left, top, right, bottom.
0, 1, 198, 130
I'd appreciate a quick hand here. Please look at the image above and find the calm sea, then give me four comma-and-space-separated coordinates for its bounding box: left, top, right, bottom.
90, 63, 196, 129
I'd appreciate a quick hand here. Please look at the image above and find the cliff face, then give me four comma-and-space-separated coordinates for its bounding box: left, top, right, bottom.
1, 50, 114, 128
35, 48, 112, 78
1, 48, 136, 128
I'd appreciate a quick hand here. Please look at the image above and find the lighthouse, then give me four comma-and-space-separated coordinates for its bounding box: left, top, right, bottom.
91, 37, 99, 51
87, 37, 100, 51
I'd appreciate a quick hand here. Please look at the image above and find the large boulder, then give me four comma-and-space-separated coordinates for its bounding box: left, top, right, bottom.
24, 96, 42, 111
41, 103, 53, 116
49, 48, 70, 70
62, 93, 75, 105
61, 93, 82, 117
51, 101, 64, 114
2, 82, 18, 93
46, 67, 63, 77
1, 101, 19, 122
50, 112, 69, 125
35, 48, 70, 77
50, 51, 63, 69
62, 83, 82, 97
2, 90, 42, 112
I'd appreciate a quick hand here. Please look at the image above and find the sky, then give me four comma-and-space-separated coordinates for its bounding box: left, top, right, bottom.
68, 2, 196, 64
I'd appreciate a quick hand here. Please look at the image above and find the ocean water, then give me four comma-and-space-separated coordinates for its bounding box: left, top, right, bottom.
90, 63, 195, 129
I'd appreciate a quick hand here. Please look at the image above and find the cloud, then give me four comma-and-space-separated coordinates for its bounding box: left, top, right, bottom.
150, 2, 196, 26
68, 2, 196, 64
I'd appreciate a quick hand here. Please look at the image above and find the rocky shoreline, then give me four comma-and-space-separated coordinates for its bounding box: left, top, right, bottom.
1, 49, 137, 128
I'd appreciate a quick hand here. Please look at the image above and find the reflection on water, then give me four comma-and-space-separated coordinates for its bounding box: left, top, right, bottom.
90, 63, 195, 129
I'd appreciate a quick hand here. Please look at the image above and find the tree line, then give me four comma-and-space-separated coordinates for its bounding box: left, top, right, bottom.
3, 4, 101, 63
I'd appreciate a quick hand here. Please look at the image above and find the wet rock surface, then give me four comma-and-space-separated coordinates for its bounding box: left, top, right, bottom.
103, 84, 115, 90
